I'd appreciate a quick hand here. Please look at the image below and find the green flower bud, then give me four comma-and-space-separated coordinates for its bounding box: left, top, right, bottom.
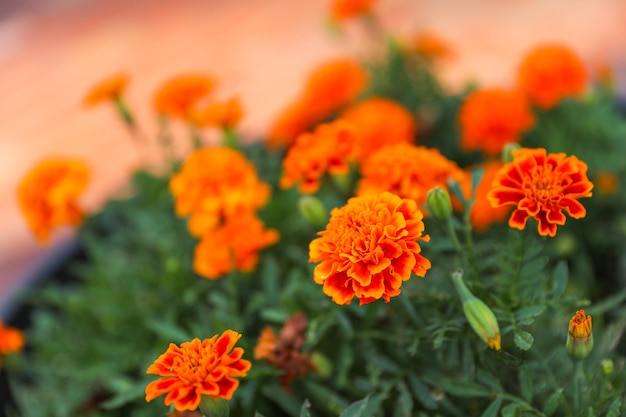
426, 186, 453, 221
601, 359, 614, 375
501, 142, 522, 164
451, 270, 501, 350
566, 310, 593, 361
298, 196, 329, 229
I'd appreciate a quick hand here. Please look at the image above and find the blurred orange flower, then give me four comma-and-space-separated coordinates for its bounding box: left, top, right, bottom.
594, 171, 619, 196
169, 147, 271, 237
280, 119, 356, 193
253, 313, 316, 391
193, 213, 279, 280
309, 191, 431, 305
340, 97, 417, 163
488, 148, 593, 237
0, 321, 24, 369
268, 58, 368, 147
330, 0, 375, 20
145, 331, 251, 411
18, 158, 89, 243
411, 31, 455, 62
357, 143, 468, 213
518, 45, 587, 109
83, 73, 128, 107
458, 88, 535, 156
191, 97, 244, 129
468, 161, 512, 233
154, 74, 215, 119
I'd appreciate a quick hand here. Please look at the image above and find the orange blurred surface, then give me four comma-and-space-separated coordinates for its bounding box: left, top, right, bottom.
1, 0, 625, 315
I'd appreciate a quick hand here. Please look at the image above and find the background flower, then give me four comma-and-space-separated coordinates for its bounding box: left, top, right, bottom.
83, 73, 128, 107
309, 191, 431, 305
0, 321, 24, 370
154, 74, 215, 120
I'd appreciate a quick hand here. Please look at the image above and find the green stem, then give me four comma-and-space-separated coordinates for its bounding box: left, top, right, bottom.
573, 361, 583, 411
445, 217, 463, 254
461, 220, 481, 283
222, 128, 239, 149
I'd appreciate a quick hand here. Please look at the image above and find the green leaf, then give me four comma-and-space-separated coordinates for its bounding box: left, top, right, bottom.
605, 398, 621, 417
145, 318, 190, 343
339, 394, 371, 417
514, 331, 534, 351
421, 373, 492, 398
300, 399, 312, 417
480, 397, 503, 417
407, 375, 438, 410
514, 305, 546, 322
518, 367, 533, 402
543, 389, 563, 417
500, 403, 522, 417
395, 382, 413, 417
551, 261, 569, 297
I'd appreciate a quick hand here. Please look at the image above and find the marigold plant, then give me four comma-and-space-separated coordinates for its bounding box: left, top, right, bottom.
517, 44, 587, 109
309, 191, 431, 305
17, 158, 89, 243
458, 88, 535, 156
340, 97, 417, 162
280, 119, 356, 193
83, 73, 128, 107
154, 74, 215, 120
488, 147, 593, 237
169, 147, 271, 236
145, 330, 251, 411
357, 143, 468, 213
193, 213, 279, 280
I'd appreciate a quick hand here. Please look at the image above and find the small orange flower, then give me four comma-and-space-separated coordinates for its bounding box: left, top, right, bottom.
18, 158, 89, 243
357, 143, 468, 213
330, 0, 375, 20
194, 213, 279, 280
154, 74, 215, 119
518, 45, 587, 109
280, 119, 356, 193
83, 73, 128, 107
145, 331, 251, 411
340, 97, 417, 163
309, 191, 431, 305
0, 321, 25, 369
268, 58, 367, 148
254, 313, 316, 391
569, 310, 592, 339
595, 171, 619, 196
468, 161, 513, 233
410, 31, 455, 62
458, 88, 535, 156
169, 147, 271, 236
488, 148, 593, 237
191, 97, 244, 129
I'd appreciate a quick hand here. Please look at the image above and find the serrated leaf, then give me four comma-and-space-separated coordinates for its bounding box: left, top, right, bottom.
514, 331, 534, 351
480, 397, 503, 417
543, 389, 563, 417
339, 394, 371, 417
551, 261, 569, 297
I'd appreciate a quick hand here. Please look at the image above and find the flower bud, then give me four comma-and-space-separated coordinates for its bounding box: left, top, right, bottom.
566, 310, 593, 360
501, 142, 522, 164
298, 196, 329, 229
426, 186, 453, 221
451, 270, 501, 350
601, 359, 614, 375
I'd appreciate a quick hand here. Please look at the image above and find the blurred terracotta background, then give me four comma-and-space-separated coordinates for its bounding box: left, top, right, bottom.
1, 0, 625, 315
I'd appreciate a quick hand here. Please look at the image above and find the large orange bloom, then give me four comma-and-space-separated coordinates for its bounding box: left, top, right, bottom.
268, 58, 368, 147
154, 74, 215, 119
468, 161, 513, 233
458, 88, 535, 156
18, 158, 89, 243
357, 143, 468, 213
0, 321, 24, 369
194, 213, 279, 279
280, 119, 356, 193
488, 148, 593, 237
340, 97, 417, 163
309, 192, 431, 305
518, 45, 587, 109
83, 73, 128, 107
169, 147, 271, 236
145, 331, 251, 411
330, 0, 375, 20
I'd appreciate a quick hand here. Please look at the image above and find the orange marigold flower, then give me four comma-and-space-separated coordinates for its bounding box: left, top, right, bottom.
191, 97, 244, 129
309, 191, 431, 305
145, 331, 251, 411
330, 0, 375, 20
154, 74, 215, 120
169, 147, 271, 236
410, 31, 455, 62
280, 119, 356, 193
458, 88, 535, 156
487, 148, 593, 237
268, 58, 367, 148
357, 143, 468, 213
518, 44, 587, 109
83, 73, 128, 107
194, 213, 279, 280
254, 313, 316, 391
468, 161, 512, 233
18, 158, 89, 243
569, 310, 592, 339
567, 309, 593, 359
0, 321, 25, 369
340, 97, 417, 163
